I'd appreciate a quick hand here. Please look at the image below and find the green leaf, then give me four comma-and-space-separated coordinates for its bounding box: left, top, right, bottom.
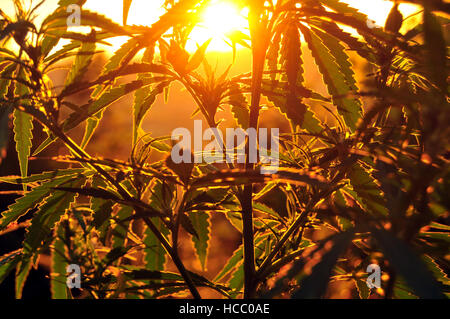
111, 205, 133, 249
101, 37, 140, 77
80, 110, 103, 149
84, 80, 152, 123
421, 254, 450, 286
214, 243, 243, 282
262, 81, 324, 134
348, 162, 388, 216
187, 39, 211, 72
123, 269, 185, 281
180, 213, 198, 238
16, 178, 86, 298
150, 139, 172, 153
292, 229, 355, 298
354, 278, 370, 299
308, 19, 377, 64
90, 177, 114, 243
62, 32, 96, 94
44, 32, 113, 63
371, 228, 446, 299
282, 22, 304, 85
0, 65, 15, 162
51, 223, 69, 299
312, 27, 359, 91
0, 249, 21, 285
253, 202, 280, 220
267, 30, 281, 81
188, 211, 210, 270
15, 257, 32, 298
143, 217, 169, 271
281, 21, 306, 127
22, 178, 86, 256
214, 235, 267, 282
300, 25, 361, 131
255, 185, 289, 219
393, 277, 419, 299
29, 78, 155, 155
133, 80, 172, 143
186, 187, 231, 210
227, 82, 249, 129
0, 63, 15, 97
0, 168, 87, 184
418, 231, 450, 244
0, 173, 88, 231
228, 235, 268, 293
46, 9, 129, 35
43, 40, 82, 63
13, 109, 33, 186
429, 222, 450, 231
54, 186, 121, 202
41, 33, 61, 58
131, 46, 154, 144
336, 215, 353, 231
228, 263, 244, 293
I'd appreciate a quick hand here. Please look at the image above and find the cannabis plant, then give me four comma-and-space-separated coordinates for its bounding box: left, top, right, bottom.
0, 0, 448, 299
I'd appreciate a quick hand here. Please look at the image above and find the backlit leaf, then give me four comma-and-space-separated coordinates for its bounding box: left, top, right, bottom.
143, 217, 169, 271
50, 223, 69, 299
188, 211, 210, 270
349, 162, 388, 216
22, 178, 86, 256
0, 250, 21, 285
62, 32, 96, 94
13, 108, 33, 187
300, 25, 361, 131
0, 173, 88, 231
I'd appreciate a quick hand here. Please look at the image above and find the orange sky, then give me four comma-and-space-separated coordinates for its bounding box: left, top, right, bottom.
82, 0, 419, 51
1, 0, 420, 52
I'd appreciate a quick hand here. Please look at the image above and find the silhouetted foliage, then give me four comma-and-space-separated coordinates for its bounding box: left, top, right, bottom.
0, 0, 448, 299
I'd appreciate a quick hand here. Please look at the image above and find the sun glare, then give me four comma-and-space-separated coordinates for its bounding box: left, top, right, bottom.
202, 2, 245, 36
78, 0, 419, 53
186, 1, 249, 52
81, 0, 248, 52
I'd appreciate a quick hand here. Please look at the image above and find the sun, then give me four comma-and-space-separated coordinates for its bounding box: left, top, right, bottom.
81, 0, 248, 52
201, 1, 248, 38
80, 0, 418, 53
187, 0, 249, 52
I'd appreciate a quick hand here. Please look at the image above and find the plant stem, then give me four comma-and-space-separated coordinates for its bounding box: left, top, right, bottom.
256, 182, 345, 280
256, 207, 309, 278
241, 5, 268, 298
18, 108, 202, 299
143, 217, 201, 299
241, 185, 256, 298
257, 248, 306, 280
